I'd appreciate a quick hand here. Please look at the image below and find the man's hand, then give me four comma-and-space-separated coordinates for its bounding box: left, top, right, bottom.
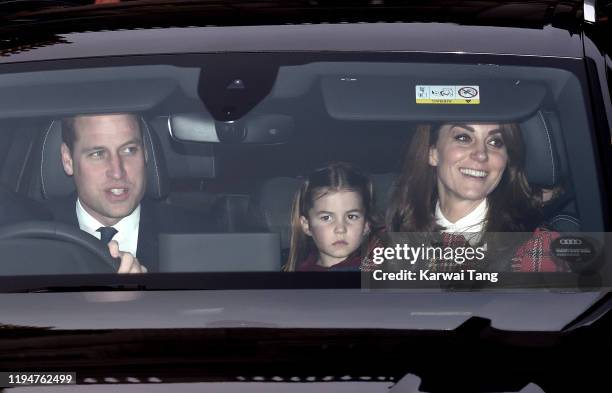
107, 240, 148, 273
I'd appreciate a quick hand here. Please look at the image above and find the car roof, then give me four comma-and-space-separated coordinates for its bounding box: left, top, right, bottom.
0, 23, 585, 64
0, 0, 586, 29
0, 0, 586, 63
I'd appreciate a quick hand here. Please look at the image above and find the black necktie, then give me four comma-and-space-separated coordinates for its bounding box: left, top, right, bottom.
97, 226, 118, 244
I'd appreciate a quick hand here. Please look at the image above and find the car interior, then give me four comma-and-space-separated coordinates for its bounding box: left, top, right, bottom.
0, 54, 605, 275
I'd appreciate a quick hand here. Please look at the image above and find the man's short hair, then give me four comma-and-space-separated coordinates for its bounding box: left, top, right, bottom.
61, 117, 78, 152
61, 114, 141, 152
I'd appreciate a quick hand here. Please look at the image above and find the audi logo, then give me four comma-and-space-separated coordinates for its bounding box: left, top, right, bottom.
560, 239, 583, 245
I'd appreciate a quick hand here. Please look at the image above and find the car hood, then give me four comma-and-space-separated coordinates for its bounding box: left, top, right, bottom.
0, 289, 605, 331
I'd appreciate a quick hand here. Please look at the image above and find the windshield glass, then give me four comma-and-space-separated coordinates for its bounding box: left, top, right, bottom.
0, 53, 608, 290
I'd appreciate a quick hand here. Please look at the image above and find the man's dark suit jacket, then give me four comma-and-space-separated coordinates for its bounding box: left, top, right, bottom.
44, 195, 216, 272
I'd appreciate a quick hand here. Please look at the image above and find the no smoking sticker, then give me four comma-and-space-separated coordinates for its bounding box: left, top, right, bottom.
416, 85, 480, 104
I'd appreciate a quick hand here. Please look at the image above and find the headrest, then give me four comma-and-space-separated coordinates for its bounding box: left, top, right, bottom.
39, 118, 169, 200
520, 111, 568, 188
251, 173, 397, 249
252, 177, 301, 249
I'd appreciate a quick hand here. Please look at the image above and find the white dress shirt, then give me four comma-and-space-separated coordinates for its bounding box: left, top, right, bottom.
75, 198, 140, 256
435, 199, 487, 245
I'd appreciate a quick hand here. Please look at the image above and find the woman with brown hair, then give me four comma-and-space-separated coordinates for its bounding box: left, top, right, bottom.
386, 123, 567, 272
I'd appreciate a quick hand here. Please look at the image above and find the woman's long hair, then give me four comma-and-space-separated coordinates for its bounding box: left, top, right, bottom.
386, 123, 542, 234
284, 162, 376, 272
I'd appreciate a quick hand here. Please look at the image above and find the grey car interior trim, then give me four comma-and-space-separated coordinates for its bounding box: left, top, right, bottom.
557, 76, 604, 231
537, 111, 556, 185
39, 120, 55, 199
142, 119, 162, 200
159, 233, 281, 273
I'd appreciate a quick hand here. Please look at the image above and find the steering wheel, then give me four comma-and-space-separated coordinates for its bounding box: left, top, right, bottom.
0, 221, 120, 273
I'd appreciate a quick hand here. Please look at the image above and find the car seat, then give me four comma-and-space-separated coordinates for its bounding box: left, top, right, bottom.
520, 110, 580, 232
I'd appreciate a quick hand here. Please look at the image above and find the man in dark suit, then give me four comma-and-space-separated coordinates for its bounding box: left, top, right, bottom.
47, 113, 209, 273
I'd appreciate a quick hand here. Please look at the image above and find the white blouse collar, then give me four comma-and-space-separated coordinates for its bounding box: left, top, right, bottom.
435, 199, 488, 234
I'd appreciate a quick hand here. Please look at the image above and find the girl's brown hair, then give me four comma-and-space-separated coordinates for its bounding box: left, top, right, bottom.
284, 162, 375, 271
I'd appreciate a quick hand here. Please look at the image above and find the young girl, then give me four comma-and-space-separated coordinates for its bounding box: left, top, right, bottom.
284, 162, 376, 272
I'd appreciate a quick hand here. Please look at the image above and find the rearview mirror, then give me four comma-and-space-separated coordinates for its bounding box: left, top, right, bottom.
169, 112, 293, 144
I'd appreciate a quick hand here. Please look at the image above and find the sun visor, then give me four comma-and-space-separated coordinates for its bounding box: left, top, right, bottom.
0, 64, 202, 118
170, 112, 293, 144
322, 76, 546, 122
0, 79, 177, 118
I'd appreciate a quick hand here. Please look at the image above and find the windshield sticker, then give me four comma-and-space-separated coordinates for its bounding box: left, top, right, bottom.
416, 85, 480, 104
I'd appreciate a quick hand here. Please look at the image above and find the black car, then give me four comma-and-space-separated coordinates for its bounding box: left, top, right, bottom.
0, 1, 611, 392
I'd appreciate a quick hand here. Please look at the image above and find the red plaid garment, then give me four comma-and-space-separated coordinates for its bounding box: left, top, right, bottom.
510, 228, 568, 272
430, 229, 568, 272
432, 228, 569, 272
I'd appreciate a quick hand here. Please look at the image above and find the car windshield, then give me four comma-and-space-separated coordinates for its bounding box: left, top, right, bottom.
0, 52, 608, 291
